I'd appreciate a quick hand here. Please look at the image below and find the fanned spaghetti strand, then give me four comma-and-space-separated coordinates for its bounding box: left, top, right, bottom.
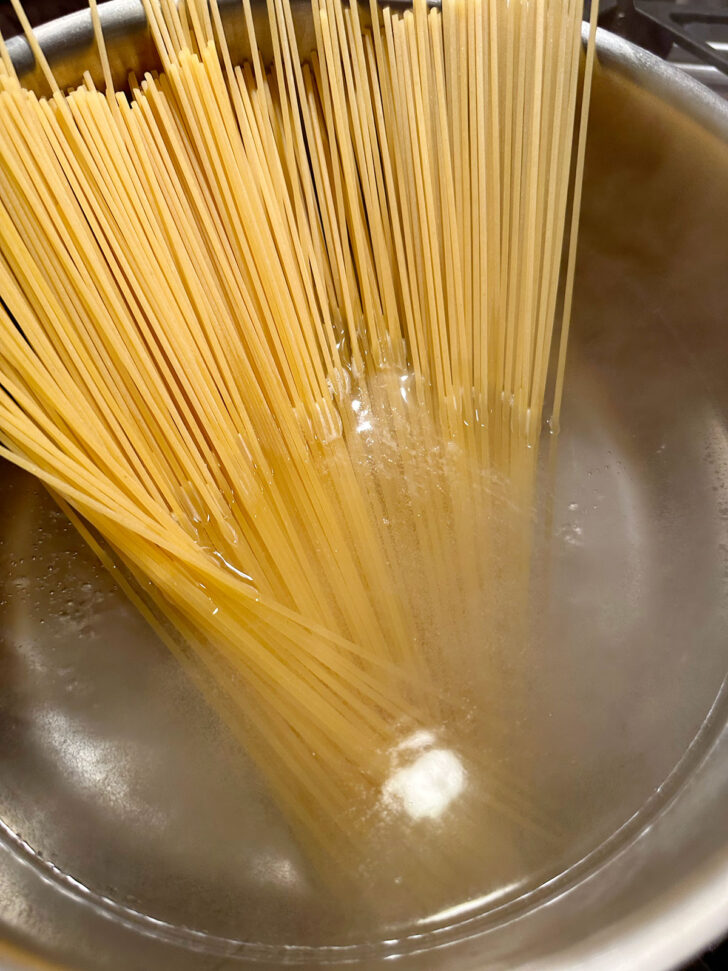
0, 0, 595, 890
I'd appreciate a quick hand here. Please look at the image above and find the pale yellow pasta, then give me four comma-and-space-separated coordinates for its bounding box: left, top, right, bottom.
0, 0, 597, 875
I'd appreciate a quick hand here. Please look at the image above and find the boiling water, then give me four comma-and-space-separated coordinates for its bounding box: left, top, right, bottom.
3, 58, 728, 966
2, 331, 728, 958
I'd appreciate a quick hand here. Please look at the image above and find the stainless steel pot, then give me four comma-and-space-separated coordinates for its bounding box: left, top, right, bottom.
2, 3, 728, 969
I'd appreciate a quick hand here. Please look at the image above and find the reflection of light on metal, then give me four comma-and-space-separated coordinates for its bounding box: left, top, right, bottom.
264, 855, 302, 889
37, 709, 131, 802
382, 731, 466, 821
419, 881, 525, 926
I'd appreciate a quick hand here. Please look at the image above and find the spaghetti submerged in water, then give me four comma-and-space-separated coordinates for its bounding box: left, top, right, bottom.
0, 0, 597, 887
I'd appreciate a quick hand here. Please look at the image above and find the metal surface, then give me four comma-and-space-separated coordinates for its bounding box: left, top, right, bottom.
3, 0, 318, 90
635, 0, 728, 76
595, 1, 728, 77
2, 7, 728, 971
2, 0, 438, 91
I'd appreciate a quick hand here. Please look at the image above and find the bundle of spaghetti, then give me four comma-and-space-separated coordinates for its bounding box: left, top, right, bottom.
0, 57, 422, 848
0, 0, 597, 883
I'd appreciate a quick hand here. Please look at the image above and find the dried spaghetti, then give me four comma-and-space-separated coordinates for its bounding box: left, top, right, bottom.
0, 0, 597, 883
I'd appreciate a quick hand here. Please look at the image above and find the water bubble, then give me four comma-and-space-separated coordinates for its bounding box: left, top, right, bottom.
558, 523, 583, 547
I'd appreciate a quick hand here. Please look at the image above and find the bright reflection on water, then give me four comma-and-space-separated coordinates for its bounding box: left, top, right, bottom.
382, 731, 467, 822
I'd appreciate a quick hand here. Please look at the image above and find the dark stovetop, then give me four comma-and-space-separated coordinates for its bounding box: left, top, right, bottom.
688, 938, 728, 971
0, 0, 83, 33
